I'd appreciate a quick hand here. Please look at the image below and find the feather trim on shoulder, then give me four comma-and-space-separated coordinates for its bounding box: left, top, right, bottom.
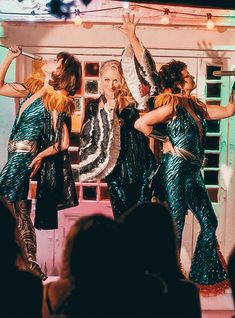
24, 77, 75, 115
43, 88, 75, 115
24, 76, 44, 94
154, 93, 180, 111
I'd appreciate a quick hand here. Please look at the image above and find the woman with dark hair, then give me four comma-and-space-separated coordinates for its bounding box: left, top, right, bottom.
119, 13, 234, 296
78, 59, 157, 219
134, 61, 234, 296
49, 51, 82, 96
0, 46, 81, 280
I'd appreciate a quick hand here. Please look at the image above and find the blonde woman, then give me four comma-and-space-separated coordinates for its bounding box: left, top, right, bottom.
79, 60, 157, 218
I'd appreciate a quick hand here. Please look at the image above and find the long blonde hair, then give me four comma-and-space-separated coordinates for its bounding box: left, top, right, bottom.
100, 60, 136, 110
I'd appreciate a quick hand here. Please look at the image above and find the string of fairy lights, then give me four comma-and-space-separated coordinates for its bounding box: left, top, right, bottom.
0, 1, 235, 29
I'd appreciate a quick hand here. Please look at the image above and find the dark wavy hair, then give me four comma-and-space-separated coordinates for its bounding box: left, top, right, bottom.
49, 52, 82, 96
158, 60, 187, 94
60, 214, 120, 281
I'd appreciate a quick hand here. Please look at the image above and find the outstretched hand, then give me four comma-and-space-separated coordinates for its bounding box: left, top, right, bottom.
116, 13, 140, 40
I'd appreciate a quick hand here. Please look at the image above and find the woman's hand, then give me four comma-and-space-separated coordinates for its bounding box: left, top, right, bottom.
29, 156, 43, 178
116, 13, 140, 40
7, 45, 22, 59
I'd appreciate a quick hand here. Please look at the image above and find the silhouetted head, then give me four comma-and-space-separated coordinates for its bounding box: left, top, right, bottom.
61, 214, 121, 283
119, 202, 182, 282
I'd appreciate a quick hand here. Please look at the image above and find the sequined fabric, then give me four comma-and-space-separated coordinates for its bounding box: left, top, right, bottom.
0, 95, 44, 202
35, 112, 78, 230
157, 102, 229, 294
106, 105, 157, 219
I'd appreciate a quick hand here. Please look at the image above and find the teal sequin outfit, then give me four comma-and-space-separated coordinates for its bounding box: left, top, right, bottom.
0, 95, 44, 202
157, 101, 229, 293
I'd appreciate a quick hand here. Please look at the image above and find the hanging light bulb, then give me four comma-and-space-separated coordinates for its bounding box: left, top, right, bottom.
74, 9, 83, 26
161, 8, 170, 25
206, 13, 215, 30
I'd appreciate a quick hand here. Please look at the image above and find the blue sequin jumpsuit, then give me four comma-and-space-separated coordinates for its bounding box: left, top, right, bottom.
157, 99, 229, 293
0, 95, 44, 201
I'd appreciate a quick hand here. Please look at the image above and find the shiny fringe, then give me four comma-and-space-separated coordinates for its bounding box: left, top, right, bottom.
95, 112, 121, 180
24, 77, 75, 115
121, 44, 149, 109
197, 242, 230, 297
141, 46, 160, 96
79, 109, 121, 181
197, 279, 230, 297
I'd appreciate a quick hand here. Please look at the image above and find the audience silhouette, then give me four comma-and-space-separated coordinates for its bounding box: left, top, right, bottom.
42, 204, 202, 317
43, 214, 127, 317
118, 202, 201, 317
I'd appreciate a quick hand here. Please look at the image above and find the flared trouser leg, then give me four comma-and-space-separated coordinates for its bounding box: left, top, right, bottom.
14, 200, 47, 281
186, 172, 229, 295
161, 156, 229, 295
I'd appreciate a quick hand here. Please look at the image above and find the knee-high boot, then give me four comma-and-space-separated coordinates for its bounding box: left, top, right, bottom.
14, 200, 47, 281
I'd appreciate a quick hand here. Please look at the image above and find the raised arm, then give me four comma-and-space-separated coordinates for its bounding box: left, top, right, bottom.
118, 13, 143, 65
29, 122, 69, 177
119, 13, 160, 109
0, 45, 28, 98
134, 105, 173, 136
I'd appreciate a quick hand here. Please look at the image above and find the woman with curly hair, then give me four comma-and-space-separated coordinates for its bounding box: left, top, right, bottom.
79, 60, 157, 218
134, 61, 235, 296
119, 13, 234, 296
0, 46, 81, 280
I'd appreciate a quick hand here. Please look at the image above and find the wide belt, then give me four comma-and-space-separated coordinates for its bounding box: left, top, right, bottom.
168, 146, 207, 169
8, 140, 38, 154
